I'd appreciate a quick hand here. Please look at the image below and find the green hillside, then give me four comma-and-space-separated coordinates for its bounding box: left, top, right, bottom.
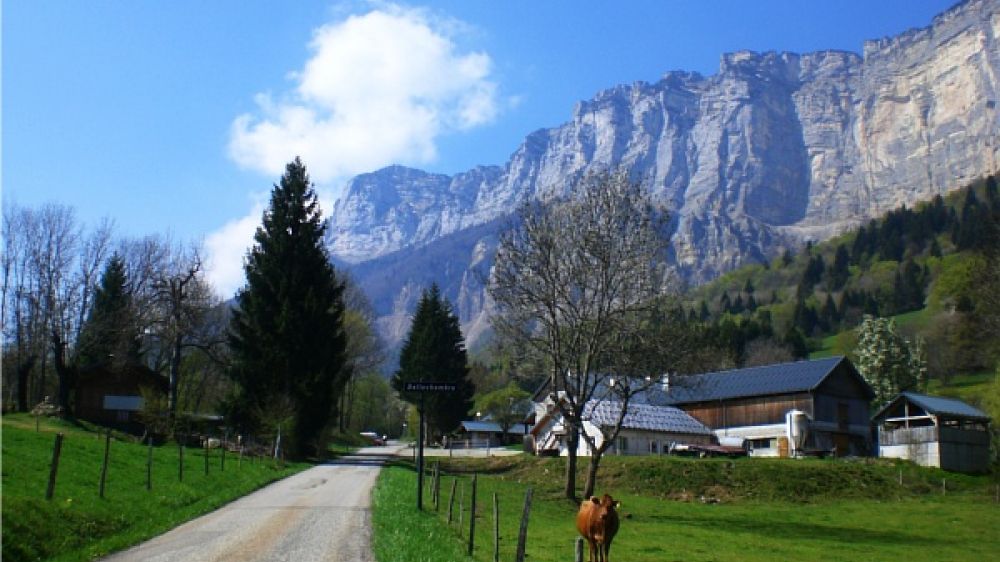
681, 174, 999, 378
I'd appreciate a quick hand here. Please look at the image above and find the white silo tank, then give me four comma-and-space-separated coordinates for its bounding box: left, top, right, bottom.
786, 410, 810, 457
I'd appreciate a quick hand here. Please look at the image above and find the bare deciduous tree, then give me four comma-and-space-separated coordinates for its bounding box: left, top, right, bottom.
489, 171, 675, 500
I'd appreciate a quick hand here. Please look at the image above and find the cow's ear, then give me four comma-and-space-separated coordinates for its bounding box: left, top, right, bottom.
590, 497, 600, 505
614, 501, 622, 508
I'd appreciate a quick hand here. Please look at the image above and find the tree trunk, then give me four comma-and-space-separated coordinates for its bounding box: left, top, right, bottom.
50, 331, 74, 417
583, 454, 602, 499
564, 423, 579, 501
16, 355, 36, 412
168, 334, 181, 417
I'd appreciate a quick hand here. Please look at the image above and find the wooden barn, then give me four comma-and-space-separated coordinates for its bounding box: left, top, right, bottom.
872, 392, 991, 473
75, 364, 168, 432
653, 356, 876, 457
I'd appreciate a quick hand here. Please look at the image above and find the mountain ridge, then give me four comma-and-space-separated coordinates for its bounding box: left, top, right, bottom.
330, 0, 1000, 351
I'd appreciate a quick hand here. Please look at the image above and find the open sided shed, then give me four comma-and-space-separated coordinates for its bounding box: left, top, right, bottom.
873, 392, 991, 473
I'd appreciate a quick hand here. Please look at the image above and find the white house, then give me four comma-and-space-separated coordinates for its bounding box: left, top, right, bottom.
530, 397, 714, 456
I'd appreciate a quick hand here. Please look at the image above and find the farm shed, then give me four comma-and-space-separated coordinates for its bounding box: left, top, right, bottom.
872, 392, 991, 473
75, 364, 168, 432
654, 356, 875, 457
530, 399, 714, 457
455, 420, 530, 447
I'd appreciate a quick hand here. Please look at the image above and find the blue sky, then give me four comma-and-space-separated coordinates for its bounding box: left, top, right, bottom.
3, 0, 956, 296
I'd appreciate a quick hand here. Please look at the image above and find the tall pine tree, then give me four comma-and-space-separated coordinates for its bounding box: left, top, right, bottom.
77, 253, 140, 369
228, 158, 348, 459
392, 284, 474, 439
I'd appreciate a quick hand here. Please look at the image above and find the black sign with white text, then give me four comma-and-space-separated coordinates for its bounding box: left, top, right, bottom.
404, 382, 457, 392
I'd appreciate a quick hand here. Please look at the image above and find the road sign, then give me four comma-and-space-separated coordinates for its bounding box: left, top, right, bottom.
405, 382, 457, 392
404, 381, 457, 510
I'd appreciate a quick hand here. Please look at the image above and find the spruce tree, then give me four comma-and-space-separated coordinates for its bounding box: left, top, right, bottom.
228, 158, 347, 459
392, 284, 474, 439
77, 253, 140, 369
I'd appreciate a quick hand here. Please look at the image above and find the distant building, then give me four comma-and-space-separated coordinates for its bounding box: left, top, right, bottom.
75, 364, 168, 432
530, 398, 714, 457
656, 356, 875, 457
455, 420, 530, 447
872, 392, 991, 473
527, 357, 877, 457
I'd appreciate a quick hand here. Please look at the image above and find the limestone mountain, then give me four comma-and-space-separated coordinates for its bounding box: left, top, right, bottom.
329, 0, 1000, 350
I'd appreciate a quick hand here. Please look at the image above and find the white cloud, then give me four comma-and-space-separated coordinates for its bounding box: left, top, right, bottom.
213, 4, 500, 298
204, 202, 263, 298
228, 3, 499, 185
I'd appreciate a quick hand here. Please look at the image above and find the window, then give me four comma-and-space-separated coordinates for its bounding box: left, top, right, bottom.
649, 441, 659, 454
751, 438, 773, 450
618, 436, 629, 453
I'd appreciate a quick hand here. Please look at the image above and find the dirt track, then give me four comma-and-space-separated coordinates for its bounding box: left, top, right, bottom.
100, 445, 401, 562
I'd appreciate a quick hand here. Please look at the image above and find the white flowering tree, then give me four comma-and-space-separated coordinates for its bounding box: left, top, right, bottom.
854, 315, 927, 405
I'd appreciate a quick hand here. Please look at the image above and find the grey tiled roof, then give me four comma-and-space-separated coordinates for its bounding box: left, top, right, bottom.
583, 400, 713, 435
648, 356, 856, 405
459, 421, 530, 434
875, 392, 991, 421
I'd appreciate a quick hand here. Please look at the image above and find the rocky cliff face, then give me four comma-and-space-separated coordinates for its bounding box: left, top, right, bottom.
330, 0, 1000, 349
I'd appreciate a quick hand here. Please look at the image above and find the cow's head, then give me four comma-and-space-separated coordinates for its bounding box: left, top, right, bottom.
590, 494, 621, 520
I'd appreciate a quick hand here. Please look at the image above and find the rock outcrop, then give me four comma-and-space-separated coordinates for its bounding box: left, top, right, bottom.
329, 0, 1000, 349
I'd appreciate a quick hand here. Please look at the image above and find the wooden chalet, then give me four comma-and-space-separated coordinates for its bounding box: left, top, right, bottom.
652, 356, 876, 457
872, 392, 991, 473
75, 363, 168, 432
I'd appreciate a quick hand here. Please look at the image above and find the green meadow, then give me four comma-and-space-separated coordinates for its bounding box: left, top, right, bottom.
373, 455, 1000, 562
1, 414, 308, 562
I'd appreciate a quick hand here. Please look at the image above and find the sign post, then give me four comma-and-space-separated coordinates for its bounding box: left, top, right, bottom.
405, 382, 457, 510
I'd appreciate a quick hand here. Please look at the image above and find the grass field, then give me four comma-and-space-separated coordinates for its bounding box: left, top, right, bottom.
1, 413, 308, 562
372, 455, 1000, 562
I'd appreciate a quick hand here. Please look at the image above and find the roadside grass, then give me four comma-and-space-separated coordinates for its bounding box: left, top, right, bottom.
1, 413, 308, 562
373, 455, 999, 562
372, 464, 473, 562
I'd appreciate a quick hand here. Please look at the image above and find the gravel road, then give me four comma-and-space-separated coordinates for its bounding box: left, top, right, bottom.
101, 445, 402, 562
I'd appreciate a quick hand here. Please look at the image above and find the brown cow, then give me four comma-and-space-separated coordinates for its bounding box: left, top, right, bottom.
576, 494, 621, 562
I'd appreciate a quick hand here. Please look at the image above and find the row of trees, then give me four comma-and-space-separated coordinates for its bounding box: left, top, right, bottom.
3, 159, 391, 462
1, 204, 223, 419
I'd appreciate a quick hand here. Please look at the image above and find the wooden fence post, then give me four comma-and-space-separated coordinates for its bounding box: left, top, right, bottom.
493, 492, 500, 562
434, 462, 441, 511
204, 440, 209, 475
221, 443, 226, 472
146, 438, 154, 491
447, 477, 458, 524
515, 487, 533, 562
575, 537, 584, 562
459, 483, 465, 532
45, 433, 64, 500
99, 429, 112, 498
468, 473, 478, 555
